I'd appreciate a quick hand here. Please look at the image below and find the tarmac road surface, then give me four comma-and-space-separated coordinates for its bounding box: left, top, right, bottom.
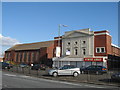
2, 71, 119, 89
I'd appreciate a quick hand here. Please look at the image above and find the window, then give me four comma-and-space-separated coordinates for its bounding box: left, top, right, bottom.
83, 49, 86, 55
66, 48, 70, 51
101, 48, 105, 53
67, 42, 70, 45
75, 41, 77, 45
96, 47, 105, 53
96, 48, 100, 53
83, 41, 86, 44
74, 48, 78, 55
66, 48, 70, 55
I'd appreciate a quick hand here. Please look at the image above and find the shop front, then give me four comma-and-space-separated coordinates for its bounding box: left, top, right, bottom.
52, 57, 83, 68
84, 58, 104, 67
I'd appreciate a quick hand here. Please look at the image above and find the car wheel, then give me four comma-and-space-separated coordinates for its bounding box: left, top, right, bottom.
53, 72, 58, 77
73, 72, 78, 77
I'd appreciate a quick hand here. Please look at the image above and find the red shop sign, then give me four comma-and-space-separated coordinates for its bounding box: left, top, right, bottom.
84, 58, 103, 62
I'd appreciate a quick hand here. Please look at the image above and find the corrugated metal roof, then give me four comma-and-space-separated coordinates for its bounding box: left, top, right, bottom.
6, 40, 54, 51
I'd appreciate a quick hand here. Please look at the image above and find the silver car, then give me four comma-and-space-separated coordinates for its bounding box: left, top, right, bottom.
48, 65, 80, 77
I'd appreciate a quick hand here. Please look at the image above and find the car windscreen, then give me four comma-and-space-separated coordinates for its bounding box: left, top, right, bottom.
59, 65, 76, 70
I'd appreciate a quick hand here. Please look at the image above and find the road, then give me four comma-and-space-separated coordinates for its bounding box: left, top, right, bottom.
2, 71, 119, 89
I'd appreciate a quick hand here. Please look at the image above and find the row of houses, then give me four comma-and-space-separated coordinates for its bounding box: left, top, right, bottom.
4, 28, 120, 69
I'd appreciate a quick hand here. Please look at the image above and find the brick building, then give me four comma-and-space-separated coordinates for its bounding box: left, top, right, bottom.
4, 40, 57, 67
4, 28, 120, 69
53, 28, 120, 69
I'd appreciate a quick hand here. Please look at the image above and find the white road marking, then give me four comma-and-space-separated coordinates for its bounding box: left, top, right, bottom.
4, 74, 16, 77
19, 76, 30, 78
84, 85, 103, 88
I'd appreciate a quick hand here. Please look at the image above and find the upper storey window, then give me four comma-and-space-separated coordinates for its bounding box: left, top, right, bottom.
83, 41, 86, 44
75, 41, 77, 45
96, 47, 105, 53
74, 48, 78, 55
67, 42, 70, 45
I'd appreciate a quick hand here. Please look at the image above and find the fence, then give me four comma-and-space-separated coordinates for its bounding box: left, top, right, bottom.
2, 66, 120, 86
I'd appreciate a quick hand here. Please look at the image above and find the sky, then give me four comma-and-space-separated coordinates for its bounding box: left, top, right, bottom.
1, 2, 118, 57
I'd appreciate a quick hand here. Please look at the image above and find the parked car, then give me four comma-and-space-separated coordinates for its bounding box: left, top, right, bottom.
80, 65, 107, 75
19, 63, 29, 68
31, 64, 41, 70
31, 64, 48, 70
40, 64, 48, 70
2, 62, 13, 69
111, 72, 120, 82
48, 65, 80, 77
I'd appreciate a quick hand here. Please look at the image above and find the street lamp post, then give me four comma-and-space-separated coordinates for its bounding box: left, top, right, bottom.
57, 24, 68, 68
57, 24, 60, 68
58, 24, 61, 47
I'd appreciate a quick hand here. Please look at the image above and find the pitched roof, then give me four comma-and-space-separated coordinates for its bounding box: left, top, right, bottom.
6, 40, 54, 51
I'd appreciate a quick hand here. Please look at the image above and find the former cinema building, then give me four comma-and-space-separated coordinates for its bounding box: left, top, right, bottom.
4, 28, 120, 69
53, 28, 120, 70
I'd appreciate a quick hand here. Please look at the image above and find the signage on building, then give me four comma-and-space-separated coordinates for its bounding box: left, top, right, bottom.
56, 47, 61, 57
84, 58, 103, 62
66, 51, 70, 55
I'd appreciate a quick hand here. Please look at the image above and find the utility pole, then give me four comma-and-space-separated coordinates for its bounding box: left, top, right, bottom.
56, 24, 68, 68
57, 24, 61, 68
58, 24, 61, 47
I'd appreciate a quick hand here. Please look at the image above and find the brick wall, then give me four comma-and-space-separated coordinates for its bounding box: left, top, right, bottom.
111, 46, 120, 56
94, 30, 112, 56
47, 44, 54, 59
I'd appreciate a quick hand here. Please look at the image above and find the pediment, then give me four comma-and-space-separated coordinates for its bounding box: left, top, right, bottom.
63, 31, 92, 38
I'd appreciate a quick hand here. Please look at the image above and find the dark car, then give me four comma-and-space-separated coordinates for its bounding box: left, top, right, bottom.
80, 65, 107, 75
111, 72, 120, 82
19, 63, 29, 68
31, 64, 48, 70
31, 64, 40, 70
2, 62, 13, 69
40, 64, 48, 70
